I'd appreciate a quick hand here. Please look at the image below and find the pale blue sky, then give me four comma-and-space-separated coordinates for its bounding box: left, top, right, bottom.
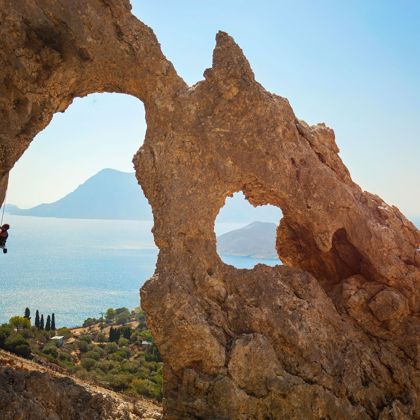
8, 0, 420, 220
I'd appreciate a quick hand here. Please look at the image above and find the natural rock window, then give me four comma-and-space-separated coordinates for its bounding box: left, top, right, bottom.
1, 4, 419, 418
215, 192, 282, 268
5, 93, 153, 327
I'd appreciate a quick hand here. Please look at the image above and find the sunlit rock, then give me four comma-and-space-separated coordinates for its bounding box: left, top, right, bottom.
0, 1, 419, 418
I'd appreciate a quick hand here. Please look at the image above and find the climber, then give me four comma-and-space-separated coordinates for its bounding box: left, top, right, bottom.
0, 224, 9, 254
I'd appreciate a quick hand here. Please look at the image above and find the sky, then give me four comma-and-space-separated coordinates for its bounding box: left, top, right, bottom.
7, 0, 420, 220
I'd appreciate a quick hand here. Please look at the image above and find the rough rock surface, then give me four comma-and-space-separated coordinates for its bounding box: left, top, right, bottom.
0, 1, 419, 419
0, 350, 162, 419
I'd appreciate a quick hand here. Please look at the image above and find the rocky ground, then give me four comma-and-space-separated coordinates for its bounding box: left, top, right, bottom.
0, 350, 162, 420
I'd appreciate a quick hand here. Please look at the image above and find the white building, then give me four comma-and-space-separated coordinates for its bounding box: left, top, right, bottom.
51, 336, 65, 347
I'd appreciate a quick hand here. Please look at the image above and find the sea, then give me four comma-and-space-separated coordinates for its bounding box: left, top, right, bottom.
0, 215, 279, 328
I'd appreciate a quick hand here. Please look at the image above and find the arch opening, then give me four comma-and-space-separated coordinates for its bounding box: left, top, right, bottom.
215, 191, 284, 268
1, 92, 157, 328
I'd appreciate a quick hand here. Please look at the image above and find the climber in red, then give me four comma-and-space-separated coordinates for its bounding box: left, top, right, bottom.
0, 224, 10, 254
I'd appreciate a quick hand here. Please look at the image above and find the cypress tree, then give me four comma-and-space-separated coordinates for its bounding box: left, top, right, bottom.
109, 327, 121, 342
46, 315, 51, 331
114, 328, 121, 342
40, 314, 44, 330
24, 307, 31, 320
35, 310, 40, 329
51, 313, 56, 331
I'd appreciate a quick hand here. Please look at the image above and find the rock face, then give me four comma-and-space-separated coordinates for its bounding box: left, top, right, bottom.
0, 1, 419, 419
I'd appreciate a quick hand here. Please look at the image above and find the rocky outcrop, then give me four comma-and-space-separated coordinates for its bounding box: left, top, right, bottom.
0, 1, 419, 419
0, 350, 161, 419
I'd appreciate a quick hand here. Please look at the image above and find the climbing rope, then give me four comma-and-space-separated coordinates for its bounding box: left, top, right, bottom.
0, 182, 8, 226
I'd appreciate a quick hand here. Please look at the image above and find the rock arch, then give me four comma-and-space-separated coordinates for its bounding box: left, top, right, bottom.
1, 1, 419, 419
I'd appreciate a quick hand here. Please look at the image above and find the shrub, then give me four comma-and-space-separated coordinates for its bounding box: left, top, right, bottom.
69, 365, 82, 375
105, 342, 119, 353
114, 308, 131, 325
81, 357, 96, 371
120, 360, 139, 374
83, 350, 101, 361
82, 318, 98, 328
78, 340, 89, 353
109, 352, 123, 362
0, 324, 12, 347
139, 329, 153, 342
115, 313, 130, 325
21, 328, 34, 339
93, 367, 106, 377
5, 334, 31, 358
75, 369, 89, 380
96, 332, 106, 343
96, 344, 105, 353
105, 373, 131, 391
151, 369, 163, 386
115, 348, 131, 359
9, 316, 31, 330
118, 337, 129, 347
13, 343, 32, 358
145, 344, 161, 362
42, 343, 58, 359
34, 329, 51, 343
58, 351, 71, 362
130, 378, 162, 400
79, 334, 92, 343
105, 308, 116, 322
129, 331, 139, 344
115, 307, 129, 315
134, 308, 145, 324
96, 360, 115, 373
59, 360, 74, 370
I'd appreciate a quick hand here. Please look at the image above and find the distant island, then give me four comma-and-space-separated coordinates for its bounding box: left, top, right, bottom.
7, 169, 152, 220
7, 168, 281, 223
217, 221, 278, 259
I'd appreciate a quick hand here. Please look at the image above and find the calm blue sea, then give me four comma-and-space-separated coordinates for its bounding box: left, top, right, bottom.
0, 215, 279, 327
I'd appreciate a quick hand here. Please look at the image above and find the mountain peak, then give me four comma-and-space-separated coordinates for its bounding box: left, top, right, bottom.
8, 169, 152, 221
96, 168, 134, 176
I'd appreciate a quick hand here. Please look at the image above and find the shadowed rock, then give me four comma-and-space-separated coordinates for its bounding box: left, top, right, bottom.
0, 2, 419, 419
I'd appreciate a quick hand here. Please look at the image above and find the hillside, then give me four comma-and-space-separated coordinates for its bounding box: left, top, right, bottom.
0, 349, 161, 419
0, 307, 163, 404
8, 169, 153, 220
217, 221, 278, 259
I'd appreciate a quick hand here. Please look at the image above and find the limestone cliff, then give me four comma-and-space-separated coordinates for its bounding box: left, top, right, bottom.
0, 1, 419, 419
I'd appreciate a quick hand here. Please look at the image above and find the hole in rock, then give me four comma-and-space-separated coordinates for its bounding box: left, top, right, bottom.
3, 93, 158, 331
215, 192, 283, 269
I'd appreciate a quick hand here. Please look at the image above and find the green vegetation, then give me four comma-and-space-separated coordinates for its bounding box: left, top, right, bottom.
35, 310, 40, 328
24, 307, 31, 320
0, 307, 162, 401
9, 316, 31, 330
